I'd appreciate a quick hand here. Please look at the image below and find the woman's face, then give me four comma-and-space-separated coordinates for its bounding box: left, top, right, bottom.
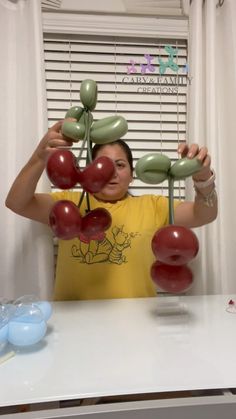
93, 144, 133, 202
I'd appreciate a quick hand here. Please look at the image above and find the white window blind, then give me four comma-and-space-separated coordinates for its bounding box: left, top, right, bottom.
43, 33, 188, 199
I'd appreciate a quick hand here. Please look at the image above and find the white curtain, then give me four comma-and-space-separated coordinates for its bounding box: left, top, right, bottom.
0, 0, 54, 300
188, 0, 236, 294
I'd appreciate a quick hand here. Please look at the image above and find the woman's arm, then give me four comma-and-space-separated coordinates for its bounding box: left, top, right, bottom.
5, 120, 73, 225
174, 143, 218, 228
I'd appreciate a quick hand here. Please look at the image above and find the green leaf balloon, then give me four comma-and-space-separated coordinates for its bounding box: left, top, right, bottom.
65, 106, 84, 121
135, 153, 171, 184
90, 115, 128, 144
62, 121, 85, 142
170, 157, 202, 180
80, 79, 97, 111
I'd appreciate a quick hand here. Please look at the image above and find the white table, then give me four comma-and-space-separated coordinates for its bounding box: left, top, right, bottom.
1, 294, 236, 418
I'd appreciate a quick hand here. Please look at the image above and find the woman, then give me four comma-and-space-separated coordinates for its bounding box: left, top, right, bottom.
5, 120, 217, 300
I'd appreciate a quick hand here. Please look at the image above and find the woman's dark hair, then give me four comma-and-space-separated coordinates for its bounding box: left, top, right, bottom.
92, 140, 134, 172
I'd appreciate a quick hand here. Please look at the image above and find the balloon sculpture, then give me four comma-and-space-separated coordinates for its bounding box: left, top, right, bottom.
135, 153, 201, 293
46, 79, 128, 243
46, 78, 201, 293
0, 296, 52, 351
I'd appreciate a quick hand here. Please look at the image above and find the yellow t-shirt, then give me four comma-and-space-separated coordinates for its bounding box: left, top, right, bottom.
51, 191, 173, 300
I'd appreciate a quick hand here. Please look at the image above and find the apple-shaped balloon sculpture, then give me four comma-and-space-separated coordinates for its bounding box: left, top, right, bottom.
46, 149, 79, 190
77, 156, 116, 194
79, 208, 112, 243
151, 225, 199, 266
47, 152, 116, 194
150, 227, 199, 294
150, 261, 194, 294
136, 153, 202, 294
49, 200, 82, 240
46, 79, 128, 242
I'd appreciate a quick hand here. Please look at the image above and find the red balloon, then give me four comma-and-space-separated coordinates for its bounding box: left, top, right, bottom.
46, 150, 79, 189
151, 225, 199, 266
49, 200, 82, 240
79, 208, 112, 243
151, 261, 193, 294
77, 156, 115, 193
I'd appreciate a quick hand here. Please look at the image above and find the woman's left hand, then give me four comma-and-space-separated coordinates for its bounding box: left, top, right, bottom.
177, 143, 212, 182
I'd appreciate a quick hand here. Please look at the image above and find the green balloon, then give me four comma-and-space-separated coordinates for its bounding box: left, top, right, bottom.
62, 121, 85, 142
135, 153, 171, 184
170, 157, 202, 180
65, 106, 84, 121
80, 79, 97, 111
90, 115, 128, 144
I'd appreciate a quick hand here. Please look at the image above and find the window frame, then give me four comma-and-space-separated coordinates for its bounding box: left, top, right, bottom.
42, 12, 189, 39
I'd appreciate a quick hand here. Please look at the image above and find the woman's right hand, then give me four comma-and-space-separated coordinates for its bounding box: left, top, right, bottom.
34, 120, 74, 163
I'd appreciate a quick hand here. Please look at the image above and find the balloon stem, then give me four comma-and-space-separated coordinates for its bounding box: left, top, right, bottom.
168, 176, 175, 225
86, 111, 93, 164
77, 190, 91, 213
87, 139, 92, 164
86, 192, 91, 212
78, 190, 85, 209
76, 108, 93, 213
77, 135, 87, 164
76, 110, 93, 165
